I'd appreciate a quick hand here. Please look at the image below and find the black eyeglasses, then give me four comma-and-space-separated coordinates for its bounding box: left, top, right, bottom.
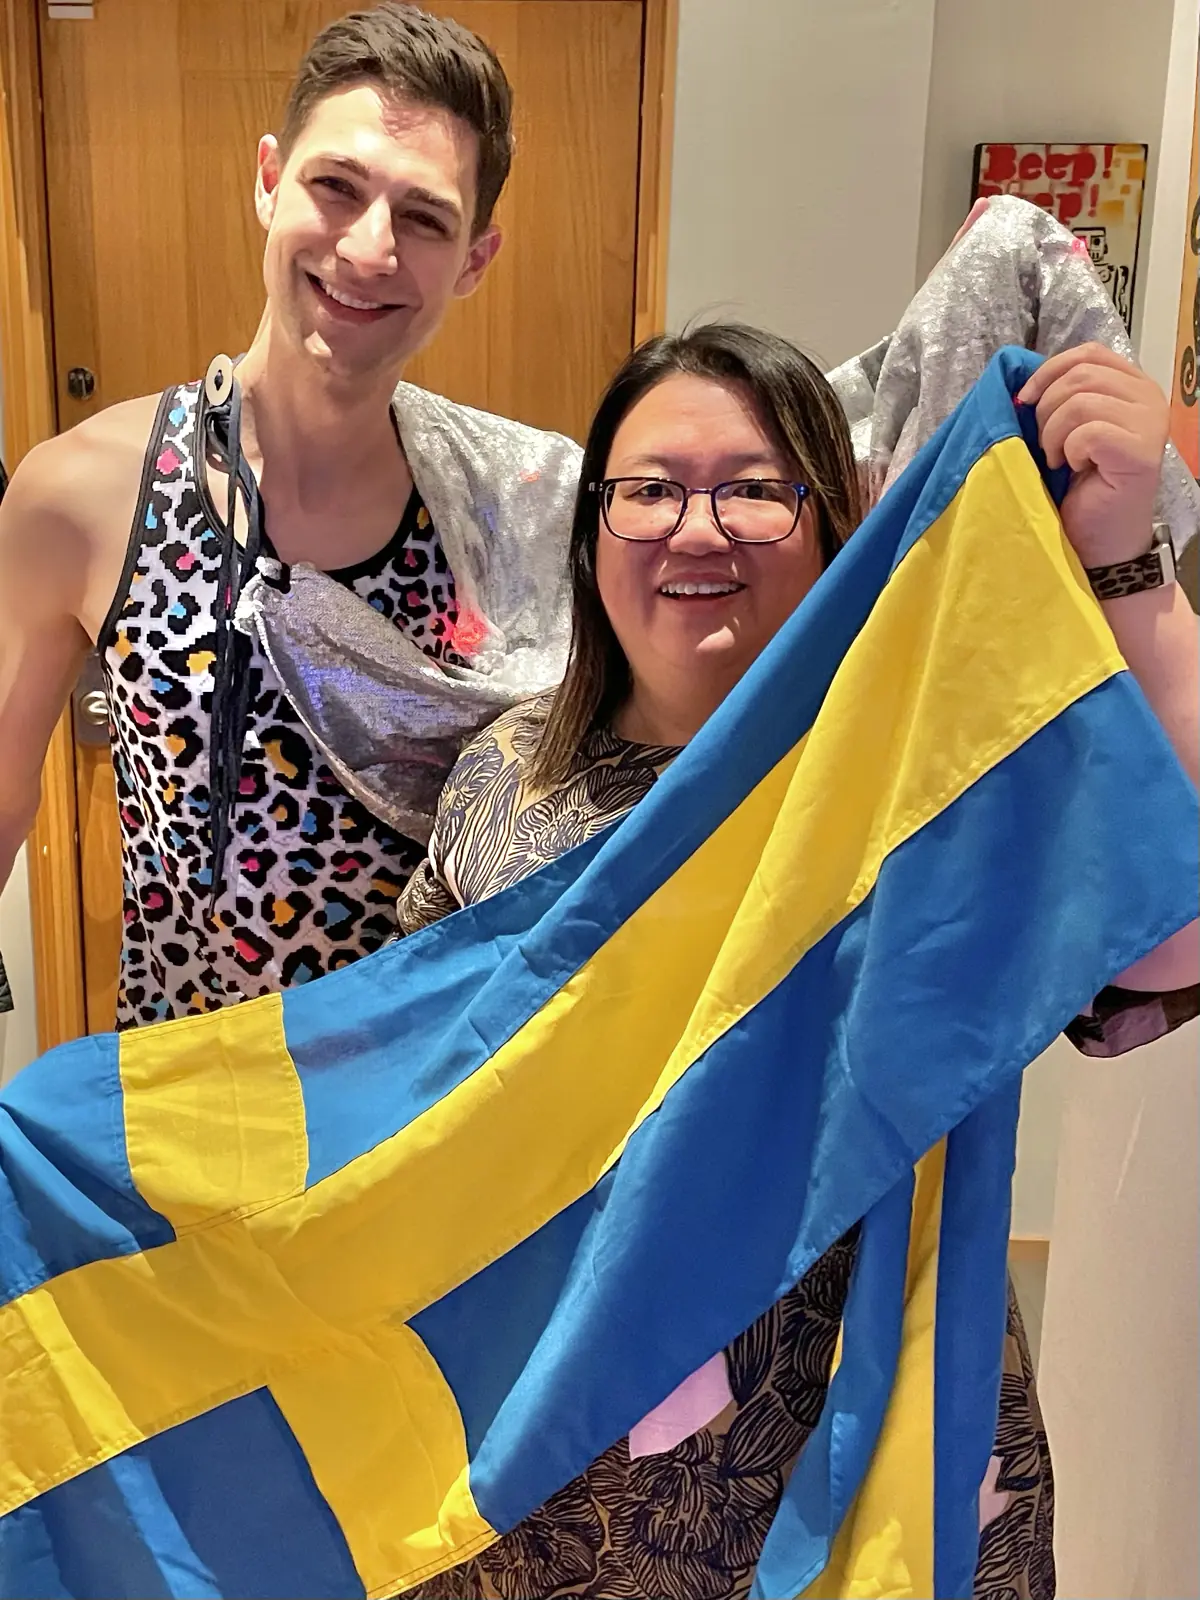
590, 477, 810, 544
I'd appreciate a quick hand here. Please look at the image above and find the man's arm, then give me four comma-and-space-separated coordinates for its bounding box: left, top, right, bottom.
0, 397, 157, 895
0, 440, 96, 893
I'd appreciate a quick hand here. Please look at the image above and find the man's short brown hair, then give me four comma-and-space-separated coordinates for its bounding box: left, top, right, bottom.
281, 2, 514, 235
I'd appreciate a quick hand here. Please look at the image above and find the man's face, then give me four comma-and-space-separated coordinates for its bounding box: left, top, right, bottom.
255, 83, 501, 384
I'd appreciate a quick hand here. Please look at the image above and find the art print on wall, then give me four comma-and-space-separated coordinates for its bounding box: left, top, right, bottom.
1171, 67, 1199, 614
1169, 73, 1198, 480
972, 142, 1147, 333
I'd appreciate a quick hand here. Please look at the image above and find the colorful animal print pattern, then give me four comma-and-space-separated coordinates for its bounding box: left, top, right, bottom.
100, 380, 462, 1029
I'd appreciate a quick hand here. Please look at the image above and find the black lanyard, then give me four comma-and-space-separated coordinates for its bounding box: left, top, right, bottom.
198, 361, 266, 912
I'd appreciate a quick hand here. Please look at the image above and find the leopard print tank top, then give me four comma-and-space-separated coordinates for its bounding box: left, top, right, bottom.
99, 380, 463, 1029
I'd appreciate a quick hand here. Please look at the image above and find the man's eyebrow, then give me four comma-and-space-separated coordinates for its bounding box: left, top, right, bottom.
307, 157, 463, 220
308, 153, 372, 180
402, 185, 462, 220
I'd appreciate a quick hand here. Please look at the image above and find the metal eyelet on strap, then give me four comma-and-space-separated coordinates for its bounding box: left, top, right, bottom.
204, 353, 236, 409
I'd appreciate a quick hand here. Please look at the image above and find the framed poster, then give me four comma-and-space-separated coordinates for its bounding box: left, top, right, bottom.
1169, 75, 1199, 479
1172, 68, 1199, 613
972, 142, 1148, 333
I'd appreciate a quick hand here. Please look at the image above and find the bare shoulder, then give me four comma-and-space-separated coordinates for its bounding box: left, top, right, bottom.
1, 393, 163, 638
11, 394, 160, 526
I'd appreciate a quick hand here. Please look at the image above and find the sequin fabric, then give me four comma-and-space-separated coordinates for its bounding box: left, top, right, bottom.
825, 195, 1200, 557
235, 382, 584, 844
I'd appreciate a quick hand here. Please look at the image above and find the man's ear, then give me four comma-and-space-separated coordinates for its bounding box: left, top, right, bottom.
453, 224, 503, 300
255, 134, 284, 231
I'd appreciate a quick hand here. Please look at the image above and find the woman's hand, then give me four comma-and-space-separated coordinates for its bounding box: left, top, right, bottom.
925, 197, 991, 282
949, 196, 991, 253
1016, 344, 1169, 569
1017, 348, 1196, 994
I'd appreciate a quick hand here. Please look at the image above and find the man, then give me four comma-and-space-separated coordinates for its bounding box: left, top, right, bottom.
3, 7, 1193, 1041
0, 3, 580, 1027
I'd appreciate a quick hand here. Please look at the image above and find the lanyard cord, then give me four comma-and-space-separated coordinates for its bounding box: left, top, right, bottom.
201, 370, 265, 912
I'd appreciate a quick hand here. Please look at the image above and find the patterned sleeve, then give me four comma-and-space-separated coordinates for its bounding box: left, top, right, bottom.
396, 853, 460, 935
395, 755, 471, 937
395, 715, 510, 936
1065, 982, 1200, 1058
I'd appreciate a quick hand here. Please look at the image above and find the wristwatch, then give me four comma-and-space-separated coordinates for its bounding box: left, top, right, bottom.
1085, 524, 1176, 601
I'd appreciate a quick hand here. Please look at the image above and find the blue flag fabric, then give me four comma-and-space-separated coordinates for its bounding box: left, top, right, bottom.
1, 349, 1196, 1600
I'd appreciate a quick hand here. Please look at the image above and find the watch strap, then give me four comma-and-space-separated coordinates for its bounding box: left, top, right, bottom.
1085, 526, 1176, 601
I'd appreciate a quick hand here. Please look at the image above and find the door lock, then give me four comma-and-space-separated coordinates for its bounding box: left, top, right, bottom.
66, 366, 96, 401
78, 689, 109, 725
71, 654, 111, 747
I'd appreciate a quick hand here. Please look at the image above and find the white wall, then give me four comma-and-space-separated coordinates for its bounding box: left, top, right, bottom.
668, 0, 1177, 364
917, 0, 1178, 349
1041, 1033, 1199, 1598
666, 0, 939, 369
1037, 6, 1200, 1593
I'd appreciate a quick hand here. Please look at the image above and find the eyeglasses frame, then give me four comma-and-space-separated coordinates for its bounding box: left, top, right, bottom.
588, 477, 812, 545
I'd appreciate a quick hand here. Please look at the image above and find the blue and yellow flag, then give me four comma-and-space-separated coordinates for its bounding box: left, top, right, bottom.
1, 349, 1196, 1600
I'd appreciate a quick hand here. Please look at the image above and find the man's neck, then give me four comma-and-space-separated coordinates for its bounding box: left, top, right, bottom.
233, 314, 407, 516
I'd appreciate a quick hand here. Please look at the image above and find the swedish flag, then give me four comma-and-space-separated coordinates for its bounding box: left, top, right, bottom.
1, 350, 1196, 1600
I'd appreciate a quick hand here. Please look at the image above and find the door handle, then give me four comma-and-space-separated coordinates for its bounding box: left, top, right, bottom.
78, 690, 108, 724
66, 366, 97, 401
71, 653, 111, 747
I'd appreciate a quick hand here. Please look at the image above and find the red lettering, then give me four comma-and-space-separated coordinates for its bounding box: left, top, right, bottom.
1030, 191, 1054, 212
1045, 150, 1071, 182
1019, 151, 1045, 181
1057, 191, 1084, 225
982, 144, 1017, 183
976, 183, 1002, 198
1071, 150, 1097, 184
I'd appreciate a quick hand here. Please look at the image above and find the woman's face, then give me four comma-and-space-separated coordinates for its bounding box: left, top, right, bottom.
596, 373, 825, 730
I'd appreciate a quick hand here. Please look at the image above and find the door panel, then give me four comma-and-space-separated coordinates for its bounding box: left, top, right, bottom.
39, 0, 646, 1031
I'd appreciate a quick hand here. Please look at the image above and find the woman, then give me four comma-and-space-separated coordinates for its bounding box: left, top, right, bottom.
402, 325, 1198, 1600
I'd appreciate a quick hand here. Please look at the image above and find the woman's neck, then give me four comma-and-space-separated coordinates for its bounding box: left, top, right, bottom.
612, 678, 732, 748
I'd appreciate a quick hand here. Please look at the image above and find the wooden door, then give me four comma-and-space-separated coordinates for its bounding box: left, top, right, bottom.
35, 0, 659, 1035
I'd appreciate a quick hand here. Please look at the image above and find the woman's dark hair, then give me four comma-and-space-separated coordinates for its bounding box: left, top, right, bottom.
529, 322, 863, 788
